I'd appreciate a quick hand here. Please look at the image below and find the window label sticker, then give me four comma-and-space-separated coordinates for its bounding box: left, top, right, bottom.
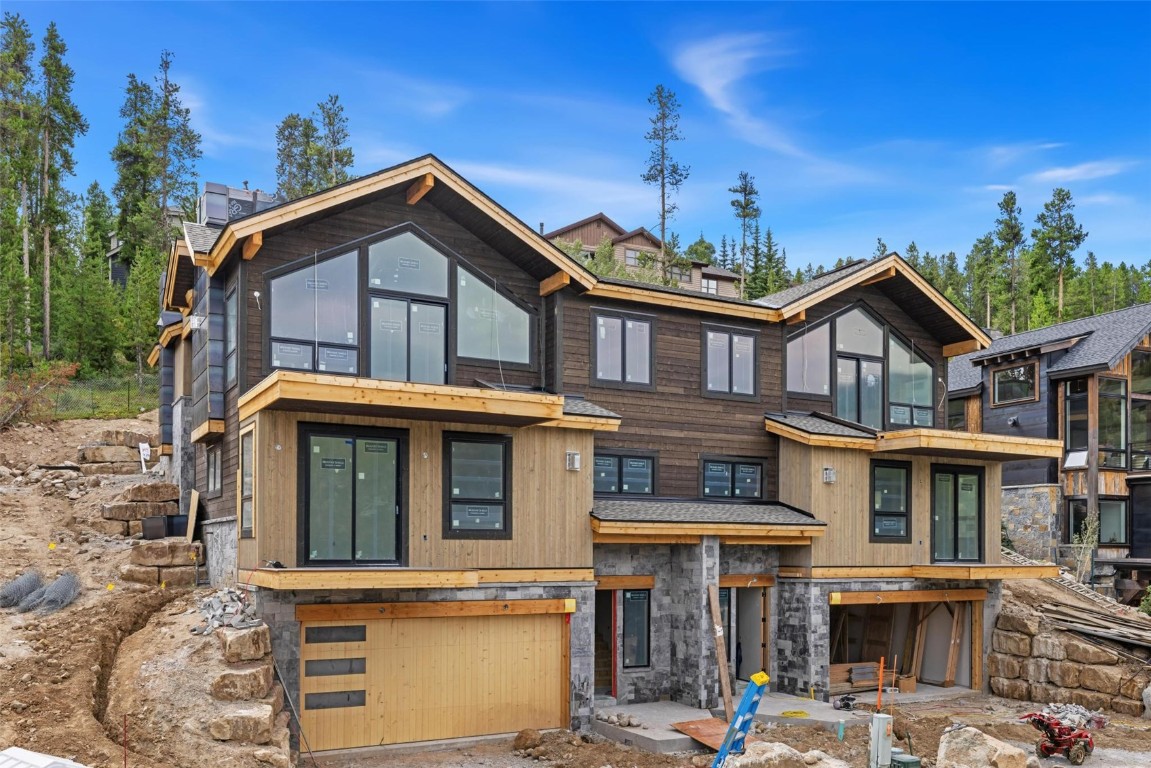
466, 506, 489, 516
379, 321, 403, 331
627, 459, 649, 469
363, 442, 390, 453
398, 257, 420, 270
418, 322, 441, 334
321, 458, 347, 470
306, 278, 329, 291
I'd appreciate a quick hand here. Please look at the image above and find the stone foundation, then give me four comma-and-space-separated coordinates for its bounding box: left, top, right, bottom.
1002, 484, 1061, 563
202, 516, 238, 587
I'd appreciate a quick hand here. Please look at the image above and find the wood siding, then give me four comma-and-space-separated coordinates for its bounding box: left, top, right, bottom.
965, 395, 982, 433
1063, 469, 1128, 497
550, 219, 623, 251
245, 410, 594, 571
777, 441, 1001, 568
562, 293, 782, 500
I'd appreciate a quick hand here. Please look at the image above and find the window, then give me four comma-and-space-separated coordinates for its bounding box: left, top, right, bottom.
370, 297, 445, 383
225, 288, 237, 386
445, 434, 511, 539
932, 466, 983, 562
702, 278, 718, 295
593, 454, 655, 495
947, 398, 966, 431
992, 362, 1038, 406
625, 249, 641, 267
704, 327, 757, 397
1099, 378, 1127, 469
837, 357, 884, 429
1065, 378, 1088, 451
1067, 498, 1128, 545
702, 459, 763, 499
669, 265, 689, 283
1133, 350, 1151, 470
888, 336, 934, 427
593, 311, 653, 388
786, 322, 831, 396
457, 266, 531, 365
301, 426, 404, 565
622, 589, 650, 668
871, 461, 911, 542
206, 445, 222, 495
367, 231, 449, 298
836, 308, 884, 357
270, 250, 359, 373
239, 429, 253, 538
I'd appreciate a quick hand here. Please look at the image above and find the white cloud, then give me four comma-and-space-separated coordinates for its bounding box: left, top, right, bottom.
984, 184, 1013, 192
985, 141, 1065, 167
1027, 160, 1136, 184
180, 79, 270, 156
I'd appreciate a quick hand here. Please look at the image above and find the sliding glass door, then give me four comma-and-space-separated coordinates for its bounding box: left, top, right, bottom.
932, 466, 983, 562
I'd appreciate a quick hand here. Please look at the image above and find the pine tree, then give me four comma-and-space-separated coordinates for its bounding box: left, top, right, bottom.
745, 221, 767, 299
874, 237, 889, 258
684, 232, 715, 265
153, 50, 201, 232
994, 191, 1026, 333
111, 73, 161, 265
905, 241, 920, 269
1030, 187, 1087, 322
640, 85, 689, 278
728, 172, 760, 298
717, 235, 730, 270
275, 95, 354, 200
964, 233, 998, 329
315, 94, 354, 189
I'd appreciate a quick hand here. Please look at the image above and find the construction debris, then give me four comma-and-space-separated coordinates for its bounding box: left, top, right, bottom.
35, 572, 81, 613
1042, 601, 1151, 650
191, 588, 263, 634
0, 569, 42, 608
1041, 702, 1107, 730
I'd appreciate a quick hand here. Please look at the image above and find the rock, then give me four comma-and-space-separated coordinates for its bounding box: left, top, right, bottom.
119, 563, 159, 585
89, 519, 128, 537
1022, 658, 1049, 684
1120, 672, 1150, 700
986, 653, 1021, 679
99, 429, 155, 447
261, 682, 284, 717
728, 742, 850, 768
1063, 637, 1119, 665
208, 703, 274, 743
120, 482, 180, 502
990, 677, 1030, 700
102, 501, 178, 521
158, 566, 197, 588
218, 625, 272, 663
80, 462, 141, 476
128, 520, 143, 536
992, 630, 1030, 657
252, 748, 289, 768
1067, 689, 1112, 711
1028, 683, 1062, 703
1031, 633, 1066, 661
1142, 682, 1151, 719
936, 725, 1029, 768
78, 445, 140, 464
1047, 661, 1082, 688
1079, 664, 1124, 695
131, 539, 202, 566
513, 729, 542, 751
997, 612, 1040, 636
211, 659, 274, 701
1110, 697, 1145, 717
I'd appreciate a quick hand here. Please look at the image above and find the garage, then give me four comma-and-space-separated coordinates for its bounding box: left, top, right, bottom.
298, 601, 571, 750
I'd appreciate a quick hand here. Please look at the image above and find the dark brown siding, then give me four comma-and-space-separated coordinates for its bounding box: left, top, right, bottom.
240, 192, 542, 392
563, 293, 782, 500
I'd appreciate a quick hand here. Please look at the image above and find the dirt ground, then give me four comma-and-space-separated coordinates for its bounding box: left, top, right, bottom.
3, 414, 1151, 768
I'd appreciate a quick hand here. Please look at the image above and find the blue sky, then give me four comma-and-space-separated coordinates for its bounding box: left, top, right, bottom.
10, 2, 1151, 271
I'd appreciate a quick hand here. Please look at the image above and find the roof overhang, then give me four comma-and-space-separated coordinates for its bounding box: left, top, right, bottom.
970, 334, 1088, 367
146, 320, 184, 367
763, 417, 875, 449
589, 281, 783, 322
590, 517, 825, 545
789, 564, 1059, 581
162, 239, 195, 312
202, 155, 598, 292
239, 369, 578, 427
874, 428, 1064, 461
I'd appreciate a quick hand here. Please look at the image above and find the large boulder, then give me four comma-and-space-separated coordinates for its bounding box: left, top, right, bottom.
992, 630, 1031, 656
990, 677, 1030, 700
211, 659, 274, 701
131, 539, 202, 566
1111, 697, 1145, 717
1063, 636, 1119, 665
102, 501, 178, 521
120, 482, 180, 502
997, 611, 1040, 636
728, 742, 850, 767
1047, 661, 1082, 688
78, 445, 140, 463
1032, 633, 1067, 661
1079, 664, 1124, 695
217, 625, 271, 663
986, 653, 1021, 679
936, 725, 1030, 768
208, 703, 274, 743
100, 429, 155, 447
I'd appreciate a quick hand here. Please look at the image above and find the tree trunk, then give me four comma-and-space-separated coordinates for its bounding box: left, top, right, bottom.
20, 180, 32, 357
41, 127, 51, 359
984, 289, 990, 329
1058, 267, 1065, 321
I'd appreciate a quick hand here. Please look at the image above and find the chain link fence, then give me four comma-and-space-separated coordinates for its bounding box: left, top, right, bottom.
50, 374, 160, 420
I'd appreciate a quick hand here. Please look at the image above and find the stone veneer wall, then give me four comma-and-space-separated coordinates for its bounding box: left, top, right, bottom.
249, 583, 596, 733
1002, 484, 1062, 563
169, 396, 195, 518
988, 611, 1147, 717
202, 515, 238, 587
775, 579, 1002, 701
721, 544, 781, 684
670, 537, 721, 709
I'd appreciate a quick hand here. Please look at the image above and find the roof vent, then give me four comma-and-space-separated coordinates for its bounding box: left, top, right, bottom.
197, 182, 282, 227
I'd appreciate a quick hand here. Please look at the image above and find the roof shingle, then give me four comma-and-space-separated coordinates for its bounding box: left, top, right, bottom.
764, 411, 875, 438
591, 499, 822, 526
183, 222, 221, 254
753, 258, 874, 309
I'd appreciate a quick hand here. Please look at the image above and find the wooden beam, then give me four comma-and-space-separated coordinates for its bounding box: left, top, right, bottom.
242, 231, 263, 261
708, 585, 735, 722
776, 566, 810, 578
240, 568, 481, 591
295, 598, 575, 622
828, 588, 987, 606
406, 172, 434, 205
146, 344, 161, 368
970, 600, 984, 692
592, 533, 700, 545
874, 428, 1063, 460
586, 282, 783, 323
943, 601, 966, 687
785, 309, 807, 325
537, 414, 621, 432
719, 536, 814, 546
184, 288, 195, 308
718, 574, 775, 588
812, 566, 914, 579
860, 265, 897, 286
942, 339, 982, 357
475, 568, 595, 584
909, 564, 1059, 580
596, 574, 655, 590
190, 419, 225, 443
592, 519, 826, 538
539, 271, 571, 297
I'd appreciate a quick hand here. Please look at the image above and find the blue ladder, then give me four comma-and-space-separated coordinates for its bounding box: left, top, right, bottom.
712, 671, 770, 768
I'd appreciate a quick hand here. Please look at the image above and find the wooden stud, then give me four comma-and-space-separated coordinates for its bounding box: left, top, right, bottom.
708, 585, 734, 722
860, 265, 897, 286
828, 588, 986, 606
475, 568, 596, 584
295, 598, 575, 622
186, 489, 200, 544
592, 533, 701, 545
539, 271, 571, 297
776, 566, 810, 578
595, 575, 655, 590
718, 574, 775, 588
406, 172, 434, 205
942, 602, 966, 687
971, 600, 984, 691
942, 339, 982, 357
242, 231, 263, 261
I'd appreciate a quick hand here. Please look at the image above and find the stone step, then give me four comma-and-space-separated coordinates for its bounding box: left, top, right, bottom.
119, 482, 179, 503
102, 501, 178, 521
212, 659, 274, 701
130, 539, 202, 566
80, 463, 146, 477
208, 702, 275, 744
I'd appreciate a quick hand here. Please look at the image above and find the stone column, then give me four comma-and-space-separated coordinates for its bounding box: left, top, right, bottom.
669, 536, 721, 709
569, 584, 596, 731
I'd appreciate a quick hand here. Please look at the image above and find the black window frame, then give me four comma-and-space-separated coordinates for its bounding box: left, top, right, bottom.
1098, 376, 1128, 470
699, 456, 765, 500
224, 286, 238, 388
297, 422, 408, 567
205, 443, 222, 498
870, 459, 912, 543
887, 331, 936, 428
1065, 378, 1089, 451
1065, 496, 1130, 546
930, 464, 985, 563
947, 398, 967, 431
621, 588, 651, 669
990, 360, 1039, 407
443, 432, 513, 541
593, 451, 657, 496
701, 324, 760, 401
239, 427, 254, 539
590, 308, 656, 391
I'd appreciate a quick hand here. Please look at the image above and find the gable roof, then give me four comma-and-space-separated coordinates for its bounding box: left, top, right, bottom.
611, 227, 662, 248
949, 302, 1151, 391
763, 411, 876, 439
701, 264, 740, 280
542, 212, 626, 242
183, 222, 220, 255
755, 253, 990, 352
203, 154, 598, 290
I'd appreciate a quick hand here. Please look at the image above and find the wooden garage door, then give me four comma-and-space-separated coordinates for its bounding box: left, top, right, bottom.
300, 612, 568, 750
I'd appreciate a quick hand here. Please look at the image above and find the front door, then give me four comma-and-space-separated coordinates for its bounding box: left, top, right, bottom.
932, 466, 984, 562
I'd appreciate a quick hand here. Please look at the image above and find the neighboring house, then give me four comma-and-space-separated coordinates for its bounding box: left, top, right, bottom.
150, 157, 1056, 754
948, 304, 1151, 597
544, 213, 741, 297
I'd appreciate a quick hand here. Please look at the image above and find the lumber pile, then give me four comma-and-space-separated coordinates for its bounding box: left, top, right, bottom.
1041, 602, 1151, 650
829, 662, 881, 694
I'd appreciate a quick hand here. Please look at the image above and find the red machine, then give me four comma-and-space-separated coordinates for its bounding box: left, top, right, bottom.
1022, 712, 1095, 765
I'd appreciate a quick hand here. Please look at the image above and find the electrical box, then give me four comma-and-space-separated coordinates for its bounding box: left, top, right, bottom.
890, 754, 921, 767
870, 713, 893, 768
822, 467, 836, 484
565, 451, 581, 471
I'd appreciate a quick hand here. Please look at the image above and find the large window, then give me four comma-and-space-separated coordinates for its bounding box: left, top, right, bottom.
445, 434, 511, 539
1099, 378, 1127, 469
992, 362, 1038, 406
1067, 498, 1128, 545
871, 461, 911, 542
947, 398, 966, 431
786, 322, 830, 396
593, 311, 653, 388
702, 459, 763, 499
1065, 378, 1089, 451
301, 425, 404, 565
225, 288, 238, 386
704, 326, 757, 398
932, 466, 983, 562
593, 454, 655, 495
239, 429, 254, 538
622, 589, 650, 668
1134, 350, 1151, 470
270, 250, 359, 373
457, 267, 531, 364
888, 336, 934, 426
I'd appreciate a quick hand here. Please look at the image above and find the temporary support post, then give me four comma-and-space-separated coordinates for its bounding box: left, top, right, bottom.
709, 584, 734, 721
711, 671, 769, 768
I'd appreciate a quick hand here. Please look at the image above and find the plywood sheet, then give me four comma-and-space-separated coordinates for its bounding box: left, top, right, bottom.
671, 717, 762, 751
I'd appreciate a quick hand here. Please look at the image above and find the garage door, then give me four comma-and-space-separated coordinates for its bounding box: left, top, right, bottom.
299, 607, 569, 750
